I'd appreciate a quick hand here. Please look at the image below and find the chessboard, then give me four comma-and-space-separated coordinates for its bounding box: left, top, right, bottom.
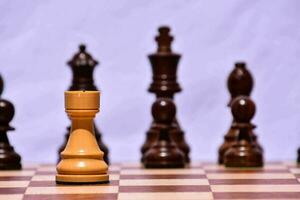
1, 162, 300, 200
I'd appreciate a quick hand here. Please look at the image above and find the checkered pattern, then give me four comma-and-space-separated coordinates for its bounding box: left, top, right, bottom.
0, 162, 299, 200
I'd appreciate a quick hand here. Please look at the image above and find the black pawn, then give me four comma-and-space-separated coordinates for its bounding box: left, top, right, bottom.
224, 96, 263, 168
218, 62, 262, 164
0, 97, 21, 170
143, 98, 185, 168
58, 44, 109, 164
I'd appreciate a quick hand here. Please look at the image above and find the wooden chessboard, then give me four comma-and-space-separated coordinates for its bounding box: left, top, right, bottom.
1, 162, 300, 200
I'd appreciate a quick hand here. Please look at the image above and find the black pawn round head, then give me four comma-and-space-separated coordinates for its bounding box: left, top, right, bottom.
231, 96, 255, 123
152, 98, 176, 124
0, 99, 15, 126
0, 74, 3, 96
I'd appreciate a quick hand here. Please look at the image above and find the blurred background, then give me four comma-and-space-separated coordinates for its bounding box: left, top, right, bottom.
0, 0, 299, 163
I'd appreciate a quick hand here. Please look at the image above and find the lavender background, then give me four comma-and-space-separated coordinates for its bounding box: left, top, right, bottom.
0, 0, 299, 163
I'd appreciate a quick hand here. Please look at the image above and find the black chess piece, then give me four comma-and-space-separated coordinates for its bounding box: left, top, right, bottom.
141, 26, 190, 163
58, 44, 109, 164
218, 62, 262, 164
143, 98, 185, 168
0, 77, 21, 169
224, 96, 263, 167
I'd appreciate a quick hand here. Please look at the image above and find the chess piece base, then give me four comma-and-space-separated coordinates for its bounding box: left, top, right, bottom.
0, 162, 21, 170
56, 157, 108, 184
56, 174, 109, 184
141, 122, 190, 164
224, 145, 263, 168
56, 157, 109, 184
218, 128, 263, 165
0, 143, 22, 170
143, 142, 185, 168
